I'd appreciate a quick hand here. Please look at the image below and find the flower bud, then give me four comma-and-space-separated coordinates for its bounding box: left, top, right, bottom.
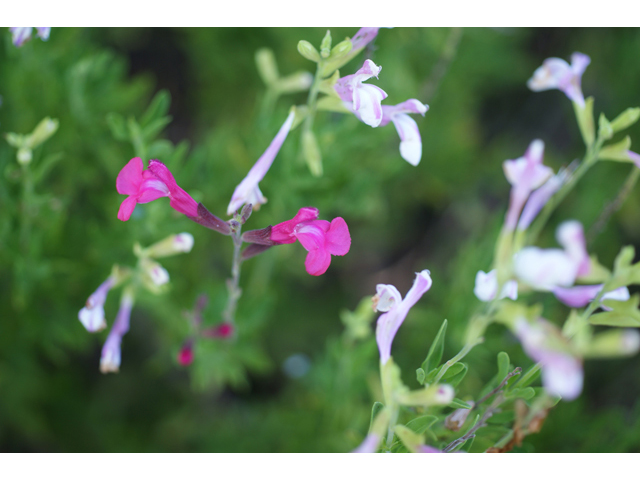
255, 48, 279, 86
598, 136, 633, 162
297, 40, 320, 63
330, 38, 353, 59
17, 148, 32, 165
144, 233, 194, 258
276, 71, 313, 94
583, 329, 640, 358
445, 401, 475, 431
27, 117, 59, 149
301, 129, 322, 177
610, 107, 640, 133
177, 342, 195, 366
320, 30, 332, 58
201, 322, 234, 339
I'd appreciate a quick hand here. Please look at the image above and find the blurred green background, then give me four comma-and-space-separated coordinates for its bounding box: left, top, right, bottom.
1, 27, 640, 452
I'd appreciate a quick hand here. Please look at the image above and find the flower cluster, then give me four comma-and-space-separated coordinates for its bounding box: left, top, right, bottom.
9, 27, 50, 47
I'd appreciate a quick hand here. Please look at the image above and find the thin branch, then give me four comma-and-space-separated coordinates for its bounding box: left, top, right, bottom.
473, 367, 521, 410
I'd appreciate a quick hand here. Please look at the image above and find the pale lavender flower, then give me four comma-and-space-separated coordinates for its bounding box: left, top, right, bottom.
100, 292, 134, 373
474, 270, 518, 302
335, 59, 388, 127
527, 52, 591, 107
517, 168, 568, 230
350, 27, 382, 51
78, 277, 115, 332
417, 445, 443, 453
552, 284, 630, 309
556, 220, 590, 277
503, 140, 553, 231
514, 318, 583, 401
227, 110, 295, 215
514, 221, 589, 291
9, 27, 50, 47
378, 99, 429, 166
352, 432, 382, 453
374, 270, 432, 365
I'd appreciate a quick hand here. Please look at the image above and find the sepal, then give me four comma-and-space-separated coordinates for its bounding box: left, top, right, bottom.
188, 203, 231, 235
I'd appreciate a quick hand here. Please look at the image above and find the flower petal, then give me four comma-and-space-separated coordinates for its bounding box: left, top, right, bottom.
556, 221, 590, 277
271, 207, 320, 244
353, 84, 387, 127
227, 110, 295, 215
513, 247, 578, 290
117, 196, 138, 222
474, 270, 498, 302
392, 113, 422, 166
116, 157, 145, 196
374, 284, 403, 312
324, 217, 351, 256
294, 220, 330, 252
304, 247, 332, 276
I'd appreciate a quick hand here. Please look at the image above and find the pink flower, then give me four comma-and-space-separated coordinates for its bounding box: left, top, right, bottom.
227, 110, 295, 215
527, 52, 591, 107
100, 292, 134, 374
78, 277, 115, 332
268, 208, 351, 276
177, 342, 195, 366
116, 157, 198, 221
514, 318, 583, 401
379, 99, 429, 166
374, 270, 433, 365
201, 322, 235, 339
335, 59, 388, 127
503, 140, 554, 231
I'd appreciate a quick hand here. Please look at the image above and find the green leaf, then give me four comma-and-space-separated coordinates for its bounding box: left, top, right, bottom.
442, 362, 468, 388
368, 402, 384, 433
416, 368, 426, 385
598, 113, 613, 140
497, 352, 510, 382
106, 112, 128, 141
449, 398, 472, 409
142, 116, 173, 142
574, 96, 595, 147
405, 415, 438, 434
140, 90, 171, 127
608, 245, 640, 289
590, 294, 640, 327
599, 136, 632, 162
610, 107, 640, 133
503, 387, 535, 400
421, 319, 447, 373
512, 363, 541, 389
168, 139, 190, 165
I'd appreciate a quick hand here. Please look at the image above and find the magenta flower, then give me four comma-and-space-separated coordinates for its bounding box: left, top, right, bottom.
227, 110, 295, 215
116, 157, 198, 221
379, 99, 429, 166
503, 140, 554, 231
514, 318, 583, 401
335, 59, 388, 127
177, 341, 195, 366
9, 27, 50, 47
374, 270, 433, 365
100, 292, 134, 373
552, 284, 630, 309
527, 52, 591, 107
78, 277, 115, 332
201, 322, 235, 339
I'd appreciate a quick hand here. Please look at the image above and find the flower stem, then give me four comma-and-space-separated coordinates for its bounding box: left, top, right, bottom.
587, 165, 640, 245
433, 339, 483, 384
222, 221, 244, 327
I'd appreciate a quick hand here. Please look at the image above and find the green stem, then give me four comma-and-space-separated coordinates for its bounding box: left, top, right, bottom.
222, 222, 244, 327
433, 339, 483, 384
526, 137, 604, 245
587, 165, 640, 244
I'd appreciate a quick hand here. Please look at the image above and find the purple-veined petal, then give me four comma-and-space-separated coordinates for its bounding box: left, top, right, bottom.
376, 270, 432, 364
100, 293, 134, 373
353, 84, 387, 127
227, 110, 295, 215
